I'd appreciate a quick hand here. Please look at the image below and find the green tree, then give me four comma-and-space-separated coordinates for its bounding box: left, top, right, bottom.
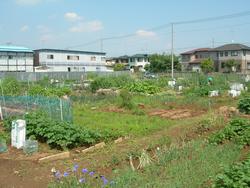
148, 54, 180, 73
201, 58, 214, 73
225, 59, 238, 72
113, 63, 126, 71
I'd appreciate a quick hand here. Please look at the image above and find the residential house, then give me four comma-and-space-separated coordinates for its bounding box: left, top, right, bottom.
180, 48, 217, 72
106, 55, 129, 69
181, 43, 250, 73
34, 49, 111, 72
215, 43, 250, 73
0, 45, 34, 72
128, 54, 150, 71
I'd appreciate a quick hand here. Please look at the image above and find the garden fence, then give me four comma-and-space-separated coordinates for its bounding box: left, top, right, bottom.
0, 96, 72, 122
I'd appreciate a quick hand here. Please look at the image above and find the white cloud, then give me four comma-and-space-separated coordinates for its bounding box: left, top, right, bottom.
136, 30, 156, 37
16, 0, 41, 5
20, 25, 29, 32
69, 21, 103, 33
64, 12, 82, 22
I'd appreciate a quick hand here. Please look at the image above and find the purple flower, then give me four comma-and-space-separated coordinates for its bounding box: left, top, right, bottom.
63, 172, 69, 177
54, 171, 61, 179
89, 171, 95, 176
82, 168, 88, 173
79, 178, 85, 183
72, 164, 79, 172
101, 176, 108, 185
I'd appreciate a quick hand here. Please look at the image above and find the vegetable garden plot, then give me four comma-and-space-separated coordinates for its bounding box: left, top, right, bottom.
0, 96, 72, 122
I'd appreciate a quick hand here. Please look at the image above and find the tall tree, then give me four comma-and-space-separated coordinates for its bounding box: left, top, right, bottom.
148, 54, 180, 73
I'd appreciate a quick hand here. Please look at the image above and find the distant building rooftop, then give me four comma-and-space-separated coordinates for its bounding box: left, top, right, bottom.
35, 49, 106, 55
0, 45, 33, 53
180, 48, 213, 55
214, 43, 250, 51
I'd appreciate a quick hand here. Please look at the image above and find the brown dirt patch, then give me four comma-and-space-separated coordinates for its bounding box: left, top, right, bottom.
149, 109, 204, 120
101, 106, 125, 113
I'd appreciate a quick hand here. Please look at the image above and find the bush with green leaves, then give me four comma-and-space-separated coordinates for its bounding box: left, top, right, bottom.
4, 111, 102, 150
90, 75, 133, 92
119, 89, 134, 110
28, 85, 71, 97
238, 97, 250, 114
209, 118, 250, 147
213, 155, 250, 188
0, 77, 21, 96
125, 81, 160, 94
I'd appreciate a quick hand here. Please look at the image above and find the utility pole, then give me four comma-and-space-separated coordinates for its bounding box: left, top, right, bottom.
171, 23, 174, 79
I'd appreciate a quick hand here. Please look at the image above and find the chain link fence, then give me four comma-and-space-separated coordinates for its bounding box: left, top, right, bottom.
0, 96, 72, 122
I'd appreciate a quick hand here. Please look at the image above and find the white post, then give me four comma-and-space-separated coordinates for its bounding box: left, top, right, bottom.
60, 99, 63, 121
0, 105, 3, 120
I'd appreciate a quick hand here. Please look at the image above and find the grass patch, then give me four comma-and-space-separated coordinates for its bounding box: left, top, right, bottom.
73, 104, 172, 139
112, 141, 241, 188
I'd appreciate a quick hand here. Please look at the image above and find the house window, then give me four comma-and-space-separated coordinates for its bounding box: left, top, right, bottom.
195, 55, 198, 59
67, 55, 79, 60
247, 62, 250, 70
91, 56, 96, 61
96, 67, 101, 71
101, 57, 105, 61
47, 54, 54, 59
243, 51, 246, 56
231, 51, 238, 56
220, 52, 224, 57
225, 52, 228, 57
8, 55, 14, 59
199, 55, 203, 58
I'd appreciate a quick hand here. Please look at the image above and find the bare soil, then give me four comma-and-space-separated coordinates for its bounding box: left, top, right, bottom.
149, 108, 205, 120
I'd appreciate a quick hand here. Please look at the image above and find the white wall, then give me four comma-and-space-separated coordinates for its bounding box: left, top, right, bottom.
37, 51, 109, 72
0, 52, 33, 72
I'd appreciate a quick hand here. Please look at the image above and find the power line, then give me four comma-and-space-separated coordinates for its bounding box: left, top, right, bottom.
66, 10, 250, 51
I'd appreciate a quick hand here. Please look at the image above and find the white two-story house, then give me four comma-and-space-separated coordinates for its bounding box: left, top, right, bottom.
34, 49, 110, 72
128, 54, 150, 71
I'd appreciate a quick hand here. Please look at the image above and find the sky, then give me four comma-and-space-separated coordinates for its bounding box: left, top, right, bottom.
1, 0, 250, 56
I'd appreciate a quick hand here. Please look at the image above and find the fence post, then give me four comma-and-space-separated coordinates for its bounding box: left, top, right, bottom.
60, 99, 63, 121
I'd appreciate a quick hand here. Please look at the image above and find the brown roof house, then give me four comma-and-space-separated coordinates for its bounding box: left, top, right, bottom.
180, 43, 250, 73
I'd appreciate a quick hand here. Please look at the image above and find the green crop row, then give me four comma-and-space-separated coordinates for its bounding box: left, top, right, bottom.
3, 111, 102, 150
209, 118, 250, 147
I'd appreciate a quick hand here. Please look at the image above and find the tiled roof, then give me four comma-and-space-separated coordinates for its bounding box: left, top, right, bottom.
214, 43, 250, 51
180, 48, 212, 55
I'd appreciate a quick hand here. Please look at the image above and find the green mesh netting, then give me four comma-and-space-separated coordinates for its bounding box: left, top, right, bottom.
0, 96, 72, 122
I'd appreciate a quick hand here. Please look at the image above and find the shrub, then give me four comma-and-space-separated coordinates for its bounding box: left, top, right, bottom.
125, 81, 160, 94
213, 155, 250, 188
0, 77, 21, 96
238, 97, 250, 114
119, 89, 134, 110
28, 85, 71, 97
90, 75, 132, 92
209, 118, 250, 147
